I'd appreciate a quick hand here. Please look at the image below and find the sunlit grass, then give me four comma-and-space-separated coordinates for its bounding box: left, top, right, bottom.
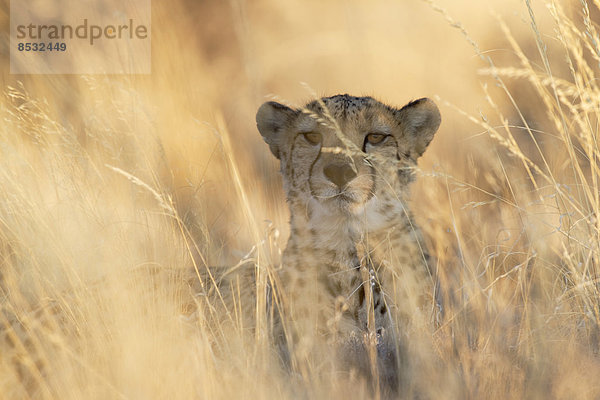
2, 0, 600, 398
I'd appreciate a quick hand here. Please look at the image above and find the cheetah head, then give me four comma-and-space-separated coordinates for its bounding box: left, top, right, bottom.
256, 94, 440, 222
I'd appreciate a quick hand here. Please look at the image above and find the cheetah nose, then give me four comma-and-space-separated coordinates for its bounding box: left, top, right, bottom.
323, 163, 357, 188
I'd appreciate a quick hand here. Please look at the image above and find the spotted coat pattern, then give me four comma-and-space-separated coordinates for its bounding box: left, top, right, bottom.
256, 94, 441, 392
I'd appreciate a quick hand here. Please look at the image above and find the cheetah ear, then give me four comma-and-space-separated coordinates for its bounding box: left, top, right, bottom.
396, 98, 441, 158
256, 101, 297, 160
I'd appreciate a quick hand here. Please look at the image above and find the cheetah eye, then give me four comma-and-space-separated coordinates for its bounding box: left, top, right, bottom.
302, 132, 322, 145
365, 133, 388, 145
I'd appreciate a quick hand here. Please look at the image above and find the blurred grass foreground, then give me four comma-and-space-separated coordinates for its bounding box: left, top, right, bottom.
2, 0, 600, 398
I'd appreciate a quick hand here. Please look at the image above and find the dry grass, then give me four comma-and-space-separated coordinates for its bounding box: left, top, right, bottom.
1, 0, 600, 398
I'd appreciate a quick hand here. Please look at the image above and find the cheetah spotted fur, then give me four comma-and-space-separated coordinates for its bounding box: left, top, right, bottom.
256, 94, 441, 393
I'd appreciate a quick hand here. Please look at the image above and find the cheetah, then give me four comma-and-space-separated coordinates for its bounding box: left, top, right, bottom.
256, 94, 441, 394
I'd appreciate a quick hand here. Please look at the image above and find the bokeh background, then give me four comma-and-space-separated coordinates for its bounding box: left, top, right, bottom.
1, 0, 600, 398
